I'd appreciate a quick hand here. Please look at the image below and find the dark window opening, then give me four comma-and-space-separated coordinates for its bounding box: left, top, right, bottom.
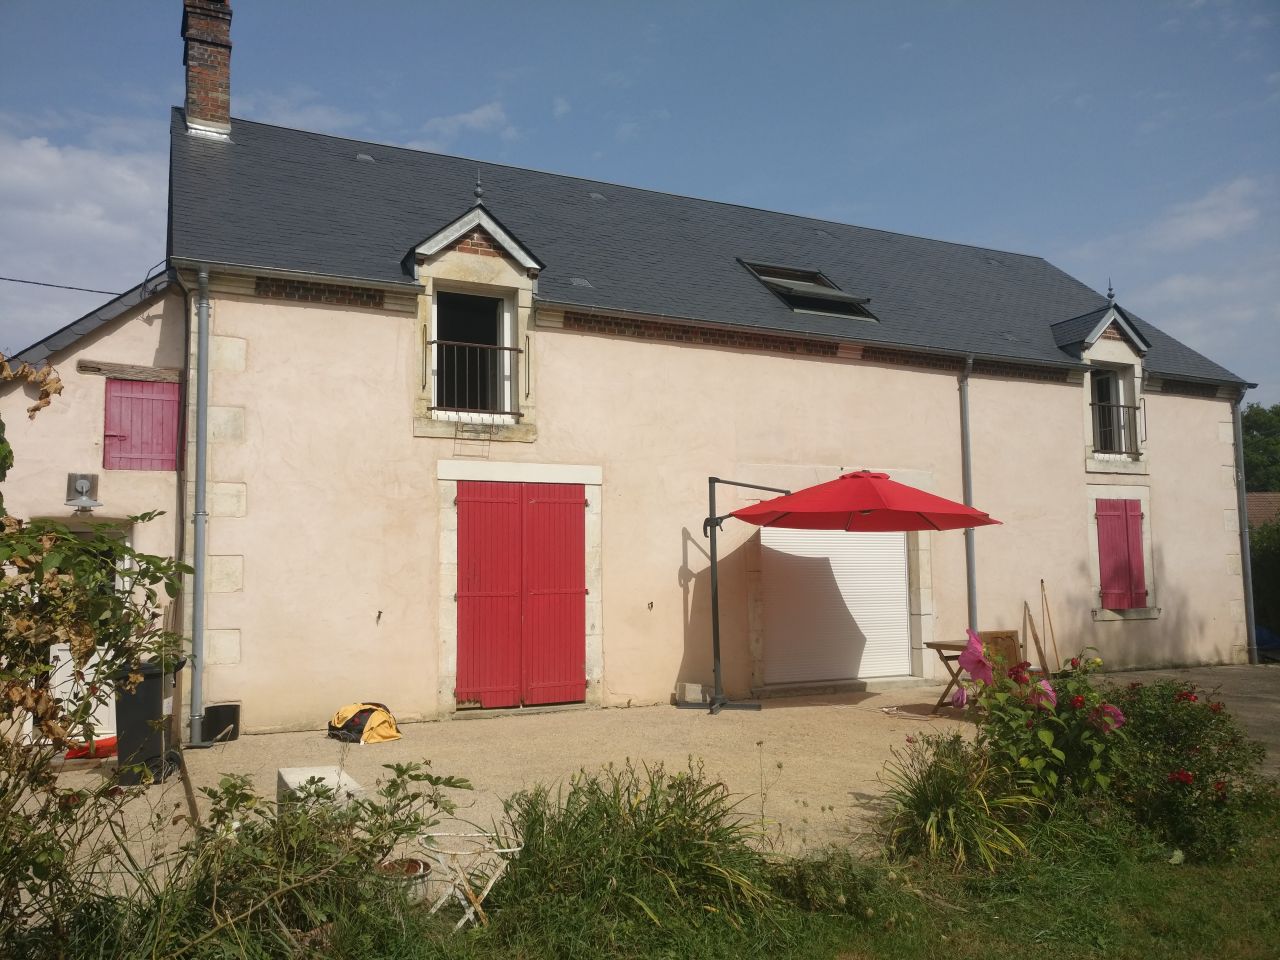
434, 292, 520, 416
741, 261, 878, 321
1090, 369, 1139, 455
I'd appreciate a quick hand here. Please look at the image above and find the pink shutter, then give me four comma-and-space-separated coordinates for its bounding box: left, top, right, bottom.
1097, 498, 1145, 610
103, 380, 180, 471
1124, 499, 1148, 607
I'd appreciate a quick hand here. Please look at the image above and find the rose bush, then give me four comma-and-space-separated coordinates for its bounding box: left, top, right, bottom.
955, 634, 1124, 801
1107, 678, 1269, 859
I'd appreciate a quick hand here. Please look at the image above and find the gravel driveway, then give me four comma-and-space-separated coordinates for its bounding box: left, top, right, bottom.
164, 685, 962, 853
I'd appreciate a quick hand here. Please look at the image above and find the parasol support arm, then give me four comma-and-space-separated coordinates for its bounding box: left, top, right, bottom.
681, 477, 790, 715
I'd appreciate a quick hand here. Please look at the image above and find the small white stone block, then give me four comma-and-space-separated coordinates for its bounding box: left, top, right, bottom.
675, 682, 707, 704
277, 766, 364, 804
206, 628, 241, 665
210, 335, 247, 372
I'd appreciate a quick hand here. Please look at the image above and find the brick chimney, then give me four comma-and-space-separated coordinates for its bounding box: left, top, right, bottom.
182, 0, 233, 137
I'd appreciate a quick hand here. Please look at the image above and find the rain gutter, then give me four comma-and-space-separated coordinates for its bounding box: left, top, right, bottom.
959, 355, 978, 632
1232, 395, 1259, 664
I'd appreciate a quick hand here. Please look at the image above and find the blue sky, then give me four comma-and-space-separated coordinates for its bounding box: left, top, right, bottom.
2, 1, 1276, 403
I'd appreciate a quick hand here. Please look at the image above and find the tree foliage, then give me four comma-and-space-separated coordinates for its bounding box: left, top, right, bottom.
1250, 518, 1280, 633
1242, 402, 1280, 492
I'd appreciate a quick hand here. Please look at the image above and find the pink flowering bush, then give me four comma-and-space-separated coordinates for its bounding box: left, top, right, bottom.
955, 639, 1123, 801
1108, 678, 1268, 859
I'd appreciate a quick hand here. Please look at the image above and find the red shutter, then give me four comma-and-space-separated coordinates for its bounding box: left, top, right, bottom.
456, 481, 523, 708
455, 480, 587, 709
103, 379, 180, 471
521, 483, 587, 706
1096, 498, 1145, 610
1124, 499, 1148, 608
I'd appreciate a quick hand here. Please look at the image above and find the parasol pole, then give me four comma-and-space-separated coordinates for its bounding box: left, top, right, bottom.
678, 477, 790, 714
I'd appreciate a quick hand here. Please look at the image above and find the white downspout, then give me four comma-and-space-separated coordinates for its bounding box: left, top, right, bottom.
189, 266, 211, 744
1232, 396, 1259, 664
959, 355, 978, 632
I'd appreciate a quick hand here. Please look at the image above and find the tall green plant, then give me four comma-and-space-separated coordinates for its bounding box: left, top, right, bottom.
0, 514, 189, 947
881, 733, 1043, 872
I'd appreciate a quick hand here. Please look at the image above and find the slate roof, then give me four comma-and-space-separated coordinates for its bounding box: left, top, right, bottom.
168, 110, 1245, 386
13, 276, 173, 366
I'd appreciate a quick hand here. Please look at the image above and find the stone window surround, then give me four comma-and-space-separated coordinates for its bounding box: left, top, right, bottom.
435, 459, 604, 715
425, 281, 519, 426
1082, 336, 1148, 476
412, 271, 537, 443
1086, 482, 1160, 622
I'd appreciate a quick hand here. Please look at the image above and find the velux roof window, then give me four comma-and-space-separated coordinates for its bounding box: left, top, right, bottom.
742, 261, 878, 321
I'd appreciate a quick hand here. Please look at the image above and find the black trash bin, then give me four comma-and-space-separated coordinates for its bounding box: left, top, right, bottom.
114, 657, 186, 786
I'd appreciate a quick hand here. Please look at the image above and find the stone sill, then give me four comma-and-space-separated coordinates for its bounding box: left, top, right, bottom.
413, 417, 537, 443
1093, 606, 1161, 622
1085, 455, 1148, 475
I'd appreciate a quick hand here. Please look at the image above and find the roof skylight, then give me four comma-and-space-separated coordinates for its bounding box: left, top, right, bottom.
741, 261, 877, 321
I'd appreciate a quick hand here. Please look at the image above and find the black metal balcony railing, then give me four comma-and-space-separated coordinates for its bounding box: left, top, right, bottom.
1091, 401, 1141, 455
427, 339, 523, 418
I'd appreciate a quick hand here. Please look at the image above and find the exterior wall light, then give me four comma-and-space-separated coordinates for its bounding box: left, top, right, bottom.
65, 473, 102, 514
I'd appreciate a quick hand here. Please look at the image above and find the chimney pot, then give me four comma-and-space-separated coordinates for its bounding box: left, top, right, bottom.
182, 0, 233, 137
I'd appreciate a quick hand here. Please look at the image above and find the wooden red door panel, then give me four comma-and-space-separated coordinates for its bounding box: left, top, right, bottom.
456, 481, 522, 708
521, 483, 587, 706
454, 480, 586, 709
104, 379, 180, 471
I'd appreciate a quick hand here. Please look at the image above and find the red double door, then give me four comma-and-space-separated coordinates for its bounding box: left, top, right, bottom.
455, 481, 587, 708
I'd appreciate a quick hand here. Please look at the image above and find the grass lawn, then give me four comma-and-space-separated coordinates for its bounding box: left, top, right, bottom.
804, 804, 1280, 960
421, 802, 1279, 960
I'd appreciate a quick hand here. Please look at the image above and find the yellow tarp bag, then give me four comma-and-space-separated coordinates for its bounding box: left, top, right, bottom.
327, 702, 402, 744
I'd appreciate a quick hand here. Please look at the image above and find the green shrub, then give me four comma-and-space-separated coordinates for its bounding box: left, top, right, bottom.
880, 733, 1043, 872
484, 759, 782, 958
1107, 678, 1269, 859
769, 847, 873, 915
970, 652, 1125, 800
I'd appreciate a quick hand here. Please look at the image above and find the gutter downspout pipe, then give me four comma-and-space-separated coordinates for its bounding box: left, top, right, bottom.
960, 355, 978, 633
1232, 396, 1259, 665
189, 266, 211, 744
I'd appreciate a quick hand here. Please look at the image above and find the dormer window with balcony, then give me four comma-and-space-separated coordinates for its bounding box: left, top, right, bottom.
407, 199, 543, 442
1051, 300, 1152, 475
1089, 366, 1140, 457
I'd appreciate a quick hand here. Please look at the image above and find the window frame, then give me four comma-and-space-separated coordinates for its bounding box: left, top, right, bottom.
739, 260, 878, 322
1086, 485, 1159, 621
426, 283, 519, 425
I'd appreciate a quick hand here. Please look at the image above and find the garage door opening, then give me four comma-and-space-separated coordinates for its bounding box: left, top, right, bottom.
760, 528, 911, 684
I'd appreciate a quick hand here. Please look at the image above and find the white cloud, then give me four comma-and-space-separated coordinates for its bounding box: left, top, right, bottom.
1141, 177, 1262, 252
614, 121, 640, 143
553, 96, 571, 119
409, 102, 517, 152
0, 117, 166, 356
238, 86, 365, 133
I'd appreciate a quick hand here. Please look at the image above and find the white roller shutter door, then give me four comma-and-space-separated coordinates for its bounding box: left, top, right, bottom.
761, 528, 911, 683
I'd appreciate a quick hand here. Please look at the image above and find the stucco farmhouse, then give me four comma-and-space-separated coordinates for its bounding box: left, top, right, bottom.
1, 0, 1258, 734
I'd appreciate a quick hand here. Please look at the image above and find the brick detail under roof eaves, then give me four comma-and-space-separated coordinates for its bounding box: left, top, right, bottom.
562, 311, 839, 357
448, 227, 506, 260
254, 276, 385, 308
862, 345, 1072, 383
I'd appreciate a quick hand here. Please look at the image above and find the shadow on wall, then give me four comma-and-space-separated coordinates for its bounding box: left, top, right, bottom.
1038, 547, 1212, 668
675, 527, 874, 699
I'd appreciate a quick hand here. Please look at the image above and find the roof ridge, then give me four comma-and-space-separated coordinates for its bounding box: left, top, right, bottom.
186, 108, 1059, 266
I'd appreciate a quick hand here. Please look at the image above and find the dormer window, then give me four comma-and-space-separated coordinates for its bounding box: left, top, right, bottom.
428, 290, 520, 418
1090, 367, 1140, 456
742, 262, 877, 321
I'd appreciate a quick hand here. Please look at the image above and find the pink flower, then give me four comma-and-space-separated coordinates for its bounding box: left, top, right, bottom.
1030, 679, 1057, 710
1091, 703, 1126, 732
951, 686, 969, 709
957, 629, 994, 686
